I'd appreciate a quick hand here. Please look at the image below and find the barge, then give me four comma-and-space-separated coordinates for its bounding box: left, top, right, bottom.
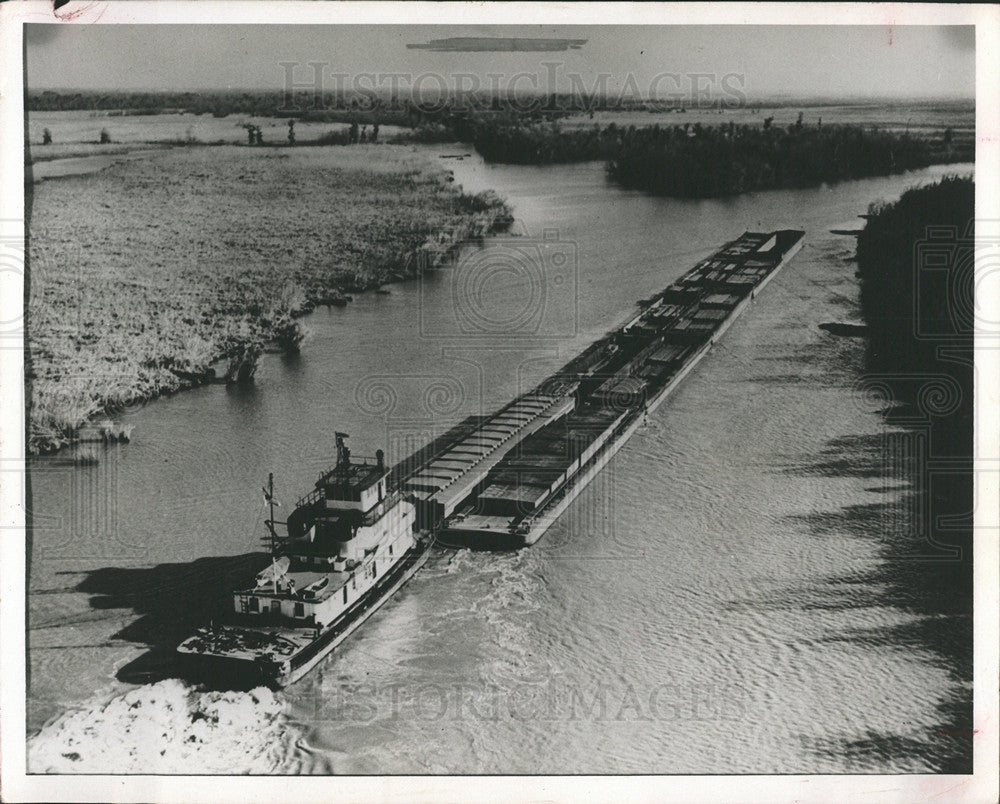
439, 229, 805, 549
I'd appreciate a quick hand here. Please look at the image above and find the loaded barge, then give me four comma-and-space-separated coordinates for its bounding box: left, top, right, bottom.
438, 229, 804, 549
175, 400, 578, 687
178, 229, 803, 686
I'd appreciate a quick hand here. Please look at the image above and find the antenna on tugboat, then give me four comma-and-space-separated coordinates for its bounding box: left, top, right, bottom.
263, 472, 278, 553
266, 472, 280, 593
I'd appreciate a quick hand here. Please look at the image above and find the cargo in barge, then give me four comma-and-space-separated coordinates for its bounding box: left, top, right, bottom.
439, 229, 805, 549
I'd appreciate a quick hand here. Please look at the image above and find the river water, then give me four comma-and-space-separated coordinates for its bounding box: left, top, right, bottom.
26, 153, 973, 774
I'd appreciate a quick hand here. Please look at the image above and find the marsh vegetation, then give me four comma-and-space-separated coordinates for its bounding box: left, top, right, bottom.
27, 145, 510, 453
853, 174, 975, 769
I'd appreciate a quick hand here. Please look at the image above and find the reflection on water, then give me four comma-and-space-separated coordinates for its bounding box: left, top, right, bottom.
786, 424, 972, 773
27, 153, 974, 773
30, 149, 164, 181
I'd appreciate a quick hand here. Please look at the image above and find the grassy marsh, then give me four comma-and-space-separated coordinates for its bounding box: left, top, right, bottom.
27, 144, 510, 453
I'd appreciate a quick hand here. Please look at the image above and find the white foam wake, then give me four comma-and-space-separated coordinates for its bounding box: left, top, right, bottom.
29, 679, 298, 774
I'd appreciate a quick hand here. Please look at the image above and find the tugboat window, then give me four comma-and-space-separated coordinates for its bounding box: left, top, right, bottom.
294, 602, 305, 617
249, 597, 259, 613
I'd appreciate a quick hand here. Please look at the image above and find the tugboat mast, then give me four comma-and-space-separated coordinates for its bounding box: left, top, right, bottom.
264, 471, 278, 553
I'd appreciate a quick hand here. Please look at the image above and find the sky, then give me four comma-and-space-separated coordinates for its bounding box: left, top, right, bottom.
24, 24, 976, 100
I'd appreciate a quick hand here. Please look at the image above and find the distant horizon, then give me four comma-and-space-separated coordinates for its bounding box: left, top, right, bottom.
24, 24, 975, 100
23, 88, 976, 105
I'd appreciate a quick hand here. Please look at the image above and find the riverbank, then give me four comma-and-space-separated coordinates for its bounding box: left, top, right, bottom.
26, 144, 511, 454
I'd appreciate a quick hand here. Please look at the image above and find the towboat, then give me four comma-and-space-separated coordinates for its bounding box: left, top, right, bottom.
177, 434, 432, 687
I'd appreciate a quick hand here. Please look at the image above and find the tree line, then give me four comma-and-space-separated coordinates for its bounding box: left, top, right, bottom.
26, 90, 417, 123
856, 174, 974, 404
459, 117, 970, 197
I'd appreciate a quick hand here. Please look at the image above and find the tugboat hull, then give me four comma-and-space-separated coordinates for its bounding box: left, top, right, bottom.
179, 538, 433, 688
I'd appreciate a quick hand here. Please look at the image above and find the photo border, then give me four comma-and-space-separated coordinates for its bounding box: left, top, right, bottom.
1, 3, 997, 802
